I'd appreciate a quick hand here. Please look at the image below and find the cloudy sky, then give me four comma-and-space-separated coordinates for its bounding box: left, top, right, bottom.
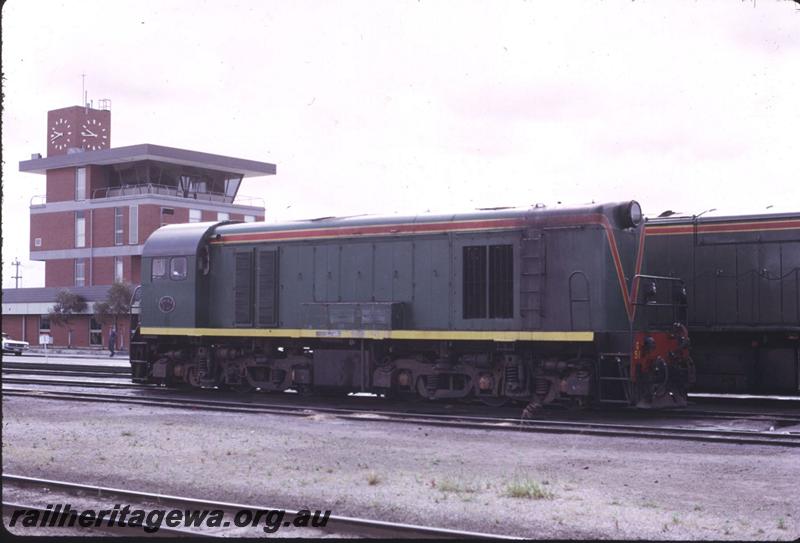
2, 0, 799, 288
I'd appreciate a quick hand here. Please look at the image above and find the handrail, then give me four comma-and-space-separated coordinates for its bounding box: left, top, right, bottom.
87, 184, 263, 209
32, 185, 264, 210
233, 195, 265, 208
630, 273, 688, 328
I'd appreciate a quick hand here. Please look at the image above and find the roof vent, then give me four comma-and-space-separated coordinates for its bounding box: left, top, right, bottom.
30, 153, 42, 160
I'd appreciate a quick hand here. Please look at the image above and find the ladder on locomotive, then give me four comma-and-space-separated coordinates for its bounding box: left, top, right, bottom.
520, 230, 545, 328
596, 353, 631, 404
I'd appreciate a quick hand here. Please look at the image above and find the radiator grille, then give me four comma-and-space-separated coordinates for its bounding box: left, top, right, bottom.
234, 251, 253, 325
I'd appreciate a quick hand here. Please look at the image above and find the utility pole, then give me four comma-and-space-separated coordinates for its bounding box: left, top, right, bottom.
11, 257, 22, 288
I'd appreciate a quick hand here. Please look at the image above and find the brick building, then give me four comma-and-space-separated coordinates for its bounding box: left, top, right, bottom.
2, 104, 276, 349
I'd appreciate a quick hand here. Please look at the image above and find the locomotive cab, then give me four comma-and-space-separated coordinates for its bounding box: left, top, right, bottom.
131, 221, 224, 383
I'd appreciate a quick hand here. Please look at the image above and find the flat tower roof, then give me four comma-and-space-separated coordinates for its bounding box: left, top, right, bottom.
19, 143, 276, 178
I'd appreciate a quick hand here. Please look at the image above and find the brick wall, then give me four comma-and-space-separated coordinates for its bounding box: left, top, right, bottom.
46, 314, 91, 348
45, 260, 74, 286
139, 204, 167, 239
31, 210, 84, 253
92, 256, 115, 285
2, 315, 23, 341
91, 206, 119, 247
45, 167, 75, 202
2, 315, 53, 346
131, 256, 142, 284
24, 315, 40, 344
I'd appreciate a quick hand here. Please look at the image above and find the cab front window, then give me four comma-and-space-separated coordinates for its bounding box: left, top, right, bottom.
152, 258, 167, 279
170, 256, 188, 280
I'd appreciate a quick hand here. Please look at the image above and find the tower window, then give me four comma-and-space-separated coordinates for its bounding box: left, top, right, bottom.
160, 207, 175, 226
129, 205, 138, 244
75, 211, 86, 248
75, 260, 85, 287
114, 256, 124, 282
114, 207, 124, 245
75, 168, 86, 200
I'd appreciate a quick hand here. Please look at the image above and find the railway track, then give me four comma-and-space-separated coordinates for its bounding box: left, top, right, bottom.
1, 377, 146, 390
4, 373, 799, 424
4, 385, 799, 447
2, 473, 516, 539
2, 362, 130, 380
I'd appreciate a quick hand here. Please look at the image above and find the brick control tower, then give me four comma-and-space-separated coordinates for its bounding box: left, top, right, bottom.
2, 104, 276, 349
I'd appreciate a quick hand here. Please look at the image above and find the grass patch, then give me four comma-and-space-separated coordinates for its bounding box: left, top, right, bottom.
366, 472, 381, 486
778, 518, 787, 530
438, 478, 479, 494
503, 479, 553, 500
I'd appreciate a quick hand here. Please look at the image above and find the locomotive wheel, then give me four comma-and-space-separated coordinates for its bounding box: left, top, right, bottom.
416, 377, 435, 400
186, 366, 202, 388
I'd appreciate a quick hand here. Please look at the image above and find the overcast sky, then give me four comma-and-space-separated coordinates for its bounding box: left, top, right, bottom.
2, 0, 799, 289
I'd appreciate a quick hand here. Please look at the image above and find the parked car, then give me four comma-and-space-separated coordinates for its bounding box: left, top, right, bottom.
2, 332, 29, 356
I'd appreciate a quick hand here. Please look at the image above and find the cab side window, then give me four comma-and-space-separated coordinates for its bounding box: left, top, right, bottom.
170, 256, 188, 280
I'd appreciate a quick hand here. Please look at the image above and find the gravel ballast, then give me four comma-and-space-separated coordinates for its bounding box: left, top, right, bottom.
2, 396, 798, 539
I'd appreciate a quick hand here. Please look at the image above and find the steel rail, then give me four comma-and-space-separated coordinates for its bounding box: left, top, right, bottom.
2, 362, 130, 374
2, 369, 131, 379
2, 474, 518, 539
690, 393, 800, 408
668, 408, 800, 424
4, 386, 799, 448
2, 377, 147, 389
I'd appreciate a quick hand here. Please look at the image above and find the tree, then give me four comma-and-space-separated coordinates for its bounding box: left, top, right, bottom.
93, 282, 133, 348
49, 289, 87, 348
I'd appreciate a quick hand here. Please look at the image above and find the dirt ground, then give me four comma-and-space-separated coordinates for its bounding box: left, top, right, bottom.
2, 396, 798, 539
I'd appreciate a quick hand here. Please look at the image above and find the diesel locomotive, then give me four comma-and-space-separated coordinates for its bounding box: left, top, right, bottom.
644, 211, 800, 395
130, 201, 694, 408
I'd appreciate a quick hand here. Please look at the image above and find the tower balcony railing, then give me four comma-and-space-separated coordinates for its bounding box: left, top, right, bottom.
29, 187, 264, 209
89, 184, 264, 208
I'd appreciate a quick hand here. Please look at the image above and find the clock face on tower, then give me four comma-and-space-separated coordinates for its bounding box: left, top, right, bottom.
80, 118, 109, 151
49, 118, 72, 151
